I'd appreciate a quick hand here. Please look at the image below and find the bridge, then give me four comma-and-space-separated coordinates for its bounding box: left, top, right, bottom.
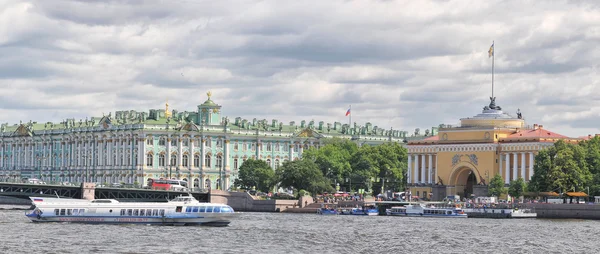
0, 182, 210, 203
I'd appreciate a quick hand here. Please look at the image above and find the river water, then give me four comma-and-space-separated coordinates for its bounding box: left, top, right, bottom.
1, 205, 598, 254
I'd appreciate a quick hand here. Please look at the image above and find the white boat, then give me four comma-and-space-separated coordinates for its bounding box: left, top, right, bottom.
385, 206, 407, 216
400, 204, 467, 218
25, 195, 236, 226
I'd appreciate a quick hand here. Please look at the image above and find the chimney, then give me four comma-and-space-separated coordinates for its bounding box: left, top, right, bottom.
538, 125, 543, 129
533, 124, 538, 129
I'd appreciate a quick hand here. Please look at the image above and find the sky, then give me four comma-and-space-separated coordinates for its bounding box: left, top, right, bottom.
1, 0, 599, 137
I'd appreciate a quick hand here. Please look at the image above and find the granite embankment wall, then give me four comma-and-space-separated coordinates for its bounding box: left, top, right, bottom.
210, 190, 300, 212
523, 203, 600, 220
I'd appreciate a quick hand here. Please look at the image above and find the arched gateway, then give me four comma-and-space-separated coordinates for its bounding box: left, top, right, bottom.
449, 166, 480, 199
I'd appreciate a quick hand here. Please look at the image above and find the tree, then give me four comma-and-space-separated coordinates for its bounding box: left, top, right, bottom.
508, 177, 526, 199
529, 140, 592, 194
276, 159, 333, 195
350, 142, 408, 195
234, 159, 275, 193
488, 174, 506, 197
303, 138, 358, 187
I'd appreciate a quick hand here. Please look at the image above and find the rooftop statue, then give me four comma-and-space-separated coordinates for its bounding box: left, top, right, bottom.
483, 96, 502, 110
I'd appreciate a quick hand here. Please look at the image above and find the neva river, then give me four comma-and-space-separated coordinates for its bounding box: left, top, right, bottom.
1, 205, 599, 254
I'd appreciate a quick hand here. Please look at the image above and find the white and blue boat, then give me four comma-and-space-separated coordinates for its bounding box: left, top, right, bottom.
350, 205, 379, 216
402, 204, 467, 218
25, 195, 237, 226
316, 207, 339, 215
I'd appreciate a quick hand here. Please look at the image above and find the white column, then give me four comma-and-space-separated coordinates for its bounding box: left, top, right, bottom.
498, 152, 502, 180
189, 136, 195, 170
224, 140, 229, 170
407, 154, 412, 184
167, 136, 172, 168
521, 152, 526, 179
178, 136, 183, 168
420, 154, 425, 184
528, 152, 534, 181
413, 154, 419, 184
512, 152, 517, 181
504, 153, 510, 185
201, 138, 206, 169
428, 154, 433, 184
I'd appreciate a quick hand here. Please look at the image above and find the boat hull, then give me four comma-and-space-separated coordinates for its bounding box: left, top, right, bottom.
25, 213, 236, 226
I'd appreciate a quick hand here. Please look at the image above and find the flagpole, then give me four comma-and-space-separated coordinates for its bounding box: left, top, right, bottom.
492, 40, 494, 98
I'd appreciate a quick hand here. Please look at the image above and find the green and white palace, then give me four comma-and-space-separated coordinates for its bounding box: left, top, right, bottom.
0, 92, 434, 190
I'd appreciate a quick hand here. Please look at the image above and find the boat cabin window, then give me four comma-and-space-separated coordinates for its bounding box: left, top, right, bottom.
79, 209, 85, 215
73, 209, 79, 216
176, 206, 182, 213
159, 209, 165, 216
213, 206, 221, 213
133, 209, 139, 216
140, 209, 145, 216
60, 209, 66, 216
127, 209, 133, 216
54, 209, 59, 216
206, 206, 213, 213
146, 209, 152, 216
186, 207, 192, 213
67, 209, 72, 215
199, 206, 206, 213
221, 206, 233, 213
120, 209, 126, 216
192, 207, 199, 213
447, 211, 452, 215
153, 209, 159, 216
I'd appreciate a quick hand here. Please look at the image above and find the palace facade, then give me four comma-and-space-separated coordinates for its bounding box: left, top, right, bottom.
0, 92, 430, 190
407, 97, 581, 201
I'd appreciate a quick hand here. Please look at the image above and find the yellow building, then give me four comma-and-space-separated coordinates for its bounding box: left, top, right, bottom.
406, 97, 580, 201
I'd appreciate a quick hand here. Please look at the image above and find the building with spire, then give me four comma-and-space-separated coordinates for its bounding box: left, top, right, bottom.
0, 92, 434, 190
407, 97, 581, 200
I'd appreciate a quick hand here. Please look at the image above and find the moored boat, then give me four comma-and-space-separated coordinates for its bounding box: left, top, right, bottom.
25, 195, 236, 226
403, 204, 467, 218
350, 205, 379, 216
317, 207, 339, 215
386, 206, 407, 216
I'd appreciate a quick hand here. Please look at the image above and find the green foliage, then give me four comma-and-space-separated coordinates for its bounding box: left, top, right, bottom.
350, 142, 407, 195
488, 174, 506, 197
276, 159, 333, 195
298, 189, 310, 197
508, 177, 526, 198
234, 159, 275, 193
303, 138, 358, 185
529, 140, 592, 194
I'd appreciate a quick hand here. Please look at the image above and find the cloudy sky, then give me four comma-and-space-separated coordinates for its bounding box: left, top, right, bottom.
1, 0, 599, 137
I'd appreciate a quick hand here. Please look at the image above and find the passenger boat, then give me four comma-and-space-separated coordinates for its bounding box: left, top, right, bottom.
316, 207, 338, 215
350, 205, 379, 216
385, 206, 407, 216
25, 195, 236, 226
402, 204, 467, 218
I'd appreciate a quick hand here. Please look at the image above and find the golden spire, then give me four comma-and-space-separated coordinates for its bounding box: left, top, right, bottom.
207, 91, 212, 100
165, 99, 171, 118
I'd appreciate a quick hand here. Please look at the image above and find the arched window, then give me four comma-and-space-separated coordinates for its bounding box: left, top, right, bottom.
127, 154, 131, 166
275, 159, 280, 169
204, 154, 211, 168
266, 143, 272, 151
146, 154, 153, 166
266, 159, 272, 168
233, 158, 238, 170
216, 155, 223, 168
182, 154, 189, 167
194, 155, 200, 168
170, 154, 177, 166
159, 154, 165, 167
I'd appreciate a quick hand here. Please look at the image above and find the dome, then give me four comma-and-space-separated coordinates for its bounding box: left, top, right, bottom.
460, 97, 525, 128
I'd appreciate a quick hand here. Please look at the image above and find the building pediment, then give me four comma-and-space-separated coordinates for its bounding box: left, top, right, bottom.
294, 128, 323, 138
179, 122, 200, 132
98, 116, 113, 129
13, 124, 33, 137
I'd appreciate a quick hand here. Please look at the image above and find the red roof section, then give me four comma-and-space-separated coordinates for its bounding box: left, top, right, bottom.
423, 135, 439, 141
507, 128, 569, 139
